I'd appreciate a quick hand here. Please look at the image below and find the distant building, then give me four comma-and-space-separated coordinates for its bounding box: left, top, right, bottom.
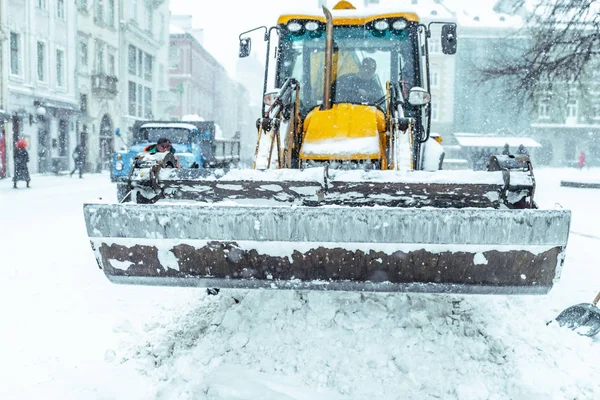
5, 0, 79, 175
530, 62, 600, 167
117, 0, 171, 149
451, 9, 531, 136
77, 0, 121, 171
168, 18, 255, 162
0, 0, 8, 177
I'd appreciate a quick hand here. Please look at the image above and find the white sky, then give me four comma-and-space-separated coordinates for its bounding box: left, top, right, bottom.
168, 0, 502, 79
169, 0, 288, 78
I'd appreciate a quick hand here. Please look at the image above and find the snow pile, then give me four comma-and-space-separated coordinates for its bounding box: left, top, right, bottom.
105, 290, 599, 399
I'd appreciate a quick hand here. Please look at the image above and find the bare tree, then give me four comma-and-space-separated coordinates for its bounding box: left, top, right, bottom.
480, 0, 600, 99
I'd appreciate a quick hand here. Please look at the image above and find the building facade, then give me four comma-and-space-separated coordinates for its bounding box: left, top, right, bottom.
452, 14, 531, 137
168, 21, 255, 162
116, 0, 171, 149
0, 0, 9, 177
530, 64, 600, 167
5, 0, 79, 175
77, 0, 121, 172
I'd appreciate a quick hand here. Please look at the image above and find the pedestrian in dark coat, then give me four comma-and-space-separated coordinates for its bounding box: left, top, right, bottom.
70, 144, 86, 178
13, 139, 31, 188
517, 144, 529, 156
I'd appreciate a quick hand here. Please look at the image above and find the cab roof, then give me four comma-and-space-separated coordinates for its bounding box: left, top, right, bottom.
277, 1, 420, 26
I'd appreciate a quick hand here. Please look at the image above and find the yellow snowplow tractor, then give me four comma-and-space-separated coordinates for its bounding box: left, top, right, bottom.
83, 1, 571, 294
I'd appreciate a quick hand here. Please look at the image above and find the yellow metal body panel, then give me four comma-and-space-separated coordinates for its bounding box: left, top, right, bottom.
332, 1, 356, 10
277, 13, 419, 26
300, 104, 386, 161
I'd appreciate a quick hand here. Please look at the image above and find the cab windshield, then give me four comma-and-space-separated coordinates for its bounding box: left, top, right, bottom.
278, 23, 419, 114
135, 128, 191, 144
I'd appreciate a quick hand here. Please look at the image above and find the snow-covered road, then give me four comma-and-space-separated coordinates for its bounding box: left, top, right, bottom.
1, 169, 599, 399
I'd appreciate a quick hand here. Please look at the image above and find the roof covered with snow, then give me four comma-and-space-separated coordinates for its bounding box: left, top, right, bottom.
169, 24, 186, 34
454, 133, 542, 148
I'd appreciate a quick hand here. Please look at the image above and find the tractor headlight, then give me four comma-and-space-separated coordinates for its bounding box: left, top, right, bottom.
392, 19, 408, 30
115, 160, 124, 171
305, 21, 320, 31
287, 22, 302, 32
374, 20, 389, 30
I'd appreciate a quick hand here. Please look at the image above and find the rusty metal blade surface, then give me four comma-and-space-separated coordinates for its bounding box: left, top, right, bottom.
84, 203, 570, 294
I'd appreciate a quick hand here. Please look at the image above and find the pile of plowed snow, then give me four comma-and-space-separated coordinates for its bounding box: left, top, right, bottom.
105, 290, 600, 399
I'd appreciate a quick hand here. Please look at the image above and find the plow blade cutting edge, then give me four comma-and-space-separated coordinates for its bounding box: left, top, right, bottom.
84, 203, 570, 294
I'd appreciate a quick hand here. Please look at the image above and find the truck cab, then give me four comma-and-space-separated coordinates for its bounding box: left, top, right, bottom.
111, 120, 240, 201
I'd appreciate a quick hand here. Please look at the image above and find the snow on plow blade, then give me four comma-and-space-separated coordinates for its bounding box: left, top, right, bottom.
84, 203, 570, 294
128, 167, 538, 209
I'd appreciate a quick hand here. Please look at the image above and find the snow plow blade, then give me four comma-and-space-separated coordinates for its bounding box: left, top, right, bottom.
84, 202, 570, 294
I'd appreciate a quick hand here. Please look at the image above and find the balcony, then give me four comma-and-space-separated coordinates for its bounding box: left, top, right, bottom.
92, 73, 118, 97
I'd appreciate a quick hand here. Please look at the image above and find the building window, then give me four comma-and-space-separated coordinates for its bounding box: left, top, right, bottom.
37, 42, 46, 81
128, 81, 137, 116
566, 98, 578, 122
56, 49, 65, 87
160, 14, 165, 40
10, 32, 20, 75
138, 49, 143, 77
137, 84, 143, 116
430, 66, 440, 88
96, 0, 104, 24
146, 5, 153, 33
78, 0, 88, 11
144, 53, 153, 81
95, 42, 104, 73
538, 99, 550, 119
130, 0, 137, 21
57, 0, 65, 20
80, 94, 88, 115
107, 0, 115, 27
128, 45, 137, 75
128, 81, 152, 118
37, 0, 48, 10
80, 40, 88, 70
108, 54, 116, 75
431, 102, 438, 121
169, 47, 179, 70
429, 39, 441, 54
144, 87, 152, 118
592, 101, 600, 119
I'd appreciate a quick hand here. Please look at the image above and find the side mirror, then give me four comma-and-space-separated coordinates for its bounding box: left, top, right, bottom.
239, 37, 251, 58
441, 24, 457, 55
408, 87, 431, 106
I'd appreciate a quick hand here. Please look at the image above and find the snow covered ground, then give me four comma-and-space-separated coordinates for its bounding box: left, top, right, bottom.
1, 168, 599, 400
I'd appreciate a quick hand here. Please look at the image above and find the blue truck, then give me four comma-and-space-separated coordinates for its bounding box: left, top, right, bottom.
111, 120, 240, 201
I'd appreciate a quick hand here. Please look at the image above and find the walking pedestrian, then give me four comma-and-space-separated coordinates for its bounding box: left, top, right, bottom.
517, 144, 529, 156
70, 144, 86, 178
13, 139, 31, 189
578, 151, 586, 170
